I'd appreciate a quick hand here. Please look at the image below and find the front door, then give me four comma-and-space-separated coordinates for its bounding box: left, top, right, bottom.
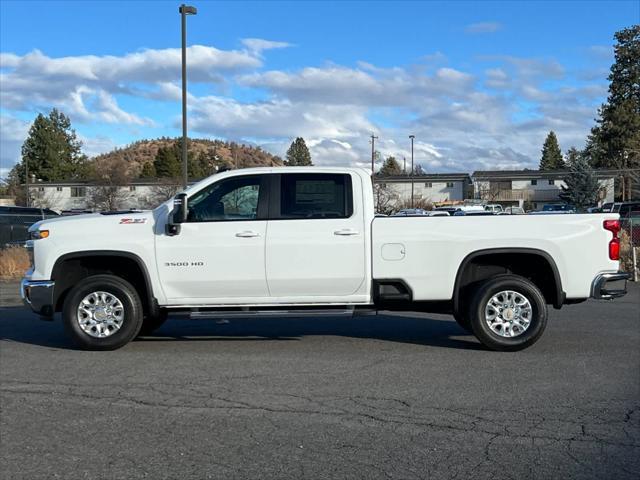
265, 173, 367, 300
155, 174, 269, 304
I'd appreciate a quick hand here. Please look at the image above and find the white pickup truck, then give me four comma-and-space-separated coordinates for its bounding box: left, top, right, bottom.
21, 167, 630, 351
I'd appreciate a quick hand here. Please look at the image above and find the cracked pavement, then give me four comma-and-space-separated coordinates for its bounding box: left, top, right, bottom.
1, 282, 638, 479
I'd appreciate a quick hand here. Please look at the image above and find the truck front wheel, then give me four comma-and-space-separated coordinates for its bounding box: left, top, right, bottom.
62, 274, 143, 350
469, 275, 547, 351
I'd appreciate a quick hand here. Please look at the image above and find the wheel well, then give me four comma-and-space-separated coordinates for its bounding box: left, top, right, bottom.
52, 253, 154, 314
453, 250, 563, 313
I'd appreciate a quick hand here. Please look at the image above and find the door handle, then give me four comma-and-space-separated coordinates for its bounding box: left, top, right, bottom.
236, 231, 260, 238
334, 229, 359, 236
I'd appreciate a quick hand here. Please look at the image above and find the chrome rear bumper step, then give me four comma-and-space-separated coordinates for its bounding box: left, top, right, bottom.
590, 272, 631, 300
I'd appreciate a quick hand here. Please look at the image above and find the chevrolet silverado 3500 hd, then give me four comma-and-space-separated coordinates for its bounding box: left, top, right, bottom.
21, 167, 630, 351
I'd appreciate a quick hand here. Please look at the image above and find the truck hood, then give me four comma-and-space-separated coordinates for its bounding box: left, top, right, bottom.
29, 210, 154, 232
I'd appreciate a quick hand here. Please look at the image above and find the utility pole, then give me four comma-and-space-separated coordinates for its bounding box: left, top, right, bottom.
370, 133, 378, 176
25, 158, 29, 207
409, 135, 415, 208
403, 156, 406, 175
179, 4, 197, 189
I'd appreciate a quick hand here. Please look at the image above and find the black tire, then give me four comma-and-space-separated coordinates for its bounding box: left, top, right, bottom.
468, 274, 547, 351
138, 310, 168, 336
62, 274, 143, 350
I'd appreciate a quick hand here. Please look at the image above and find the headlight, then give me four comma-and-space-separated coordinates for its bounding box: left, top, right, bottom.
29, 229, 49, 240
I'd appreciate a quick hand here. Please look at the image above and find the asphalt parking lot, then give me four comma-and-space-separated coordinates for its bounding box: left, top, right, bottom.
1, 281, 638, 480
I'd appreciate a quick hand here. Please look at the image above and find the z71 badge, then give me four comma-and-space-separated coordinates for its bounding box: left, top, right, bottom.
119, 218, 147, 224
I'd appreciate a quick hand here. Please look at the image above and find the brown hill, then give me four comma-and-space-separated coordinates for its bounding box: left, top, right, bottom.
92, 137, 283, 177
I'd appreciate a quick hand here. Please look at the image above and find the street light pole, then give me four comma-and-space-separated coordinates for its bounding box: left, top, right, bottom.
409, 135, 415, 208
179, 4, 197, 190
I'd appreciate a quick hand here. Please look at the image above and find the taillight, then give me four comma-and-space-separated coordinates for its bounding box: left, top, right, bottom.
603, 220, 621, 260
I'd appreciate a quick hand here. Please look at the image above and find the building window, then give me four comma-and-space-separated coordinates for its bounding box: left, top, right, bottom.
71, 187, 86, 198
446, 182, 454, 188
531, 179, 537, 186
549, 179, 555, 185
38, 187, 45, 192
129, 186, 136, 191
424, 182, 432, 188
56, 186, 63, 192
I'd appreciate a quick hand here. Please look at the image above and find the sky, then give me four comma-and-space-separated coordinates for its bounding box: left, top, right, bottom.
1, 0, 638, 178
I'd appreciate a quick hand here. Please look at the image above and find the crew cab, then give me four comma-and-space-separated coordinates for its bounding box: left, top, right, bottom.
21, 167, 630, 351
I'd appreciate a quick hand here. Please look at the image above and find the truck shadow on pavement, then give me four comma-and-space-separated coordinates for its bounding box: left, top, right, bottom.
0, 307, 484, 350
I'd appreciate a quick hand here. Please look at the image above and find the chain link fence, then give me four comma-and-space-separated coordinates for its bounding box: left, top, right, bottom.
620, 209, 640, 281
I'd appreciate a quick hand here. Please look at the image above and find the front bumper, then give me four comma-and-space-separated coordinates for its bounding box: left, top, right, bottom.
20, 278, 55, 317
590, 272, 631, 300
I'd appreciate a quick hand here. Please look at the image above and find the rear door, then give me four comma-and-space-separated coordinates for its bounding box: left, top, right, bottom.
265, 173, 367, 300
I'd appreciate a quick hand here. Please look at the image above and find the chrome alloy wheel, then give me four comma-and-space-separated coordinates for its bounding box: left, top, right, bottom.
77, 291, 125, 338
484, 290, 533, 338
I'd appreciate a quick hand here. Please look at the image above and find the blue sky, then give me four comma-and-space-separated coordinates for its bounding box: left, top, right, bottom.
1, 0, 638, 176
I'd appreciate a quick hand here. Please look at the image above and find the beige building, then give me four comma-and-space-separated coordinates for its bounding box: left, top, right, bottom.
374, 174, 472, 209
472, 169, 616, 209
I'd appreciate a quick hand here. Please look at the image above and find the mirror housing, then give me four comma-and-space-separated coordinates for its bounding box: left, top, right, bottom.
166, 193, 188, 236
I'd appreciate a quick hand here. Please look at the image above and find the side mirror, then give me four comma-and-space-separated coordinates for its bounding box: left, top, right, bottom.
166, 193, 188, 236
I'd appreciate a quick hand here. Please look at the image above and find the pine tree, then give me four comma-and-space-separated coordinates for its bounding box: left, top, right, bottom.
539, 131, 565, 170
153, 146, 181, 178
584, 25, 640, 199
378, 156, 403, 176
559, 151, 600, 211
285, 137, 313, 166
140, 162, 156, 178
12, 109, 87, 183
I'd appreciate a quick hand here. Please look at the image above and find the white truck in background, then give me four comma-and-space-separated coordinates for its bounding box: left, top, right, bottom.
22, 167, 630, 351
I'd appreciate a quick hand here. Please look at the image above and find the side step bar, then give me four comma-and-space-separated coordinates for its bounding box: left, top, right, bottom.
190, 307, 376, 319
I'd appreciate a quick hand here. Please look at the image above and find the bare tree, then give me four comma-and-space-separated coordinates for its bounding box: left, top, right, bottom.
139, 180, 181, 209
373, 183, 398, 215
86, 156, 133, 211
30, 188, 64, 210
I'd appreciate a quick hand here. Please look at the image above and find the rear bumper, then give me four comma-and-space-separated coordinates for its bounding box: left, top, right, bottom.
590, 272, 631, 300
20, 278, 55, 317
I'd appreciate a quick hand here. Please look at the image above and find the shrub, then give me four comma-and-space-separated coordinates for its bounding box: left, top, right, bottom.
619, 231, 638, 279
394, 198, 434, 212
0, 246, 30, 279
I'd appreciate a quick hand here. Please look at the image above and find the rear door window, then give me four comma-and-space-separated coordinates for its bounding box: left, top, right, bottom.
277, 173, 353, 219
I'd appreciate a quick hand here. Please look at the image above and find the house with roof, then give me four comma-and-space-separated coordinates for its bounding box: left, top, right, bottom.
471, 169, 616, 209
373, 173, 472, 207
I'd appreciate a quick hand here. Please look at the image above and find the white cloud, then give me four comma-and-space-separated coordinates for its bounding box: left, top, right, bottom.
0, 42, 277, 127
0, 38, 611, 174
241, 38, 292, 55
0, 115, 30, 177
465, 22, 502, 34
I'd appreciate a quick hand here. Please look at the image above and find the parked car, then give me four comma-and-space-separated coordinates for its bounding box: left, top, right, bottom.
0, 206, 59, 246
501, 207, 525, 215
484, 204, 504, 213
427, 211, 450, 216
394, 208, 428, 216
617, 202, 640, 219
453, 210, 496, 216
22, 167, 630, 351
542, 204, 575, 212
434, 207, 460, 215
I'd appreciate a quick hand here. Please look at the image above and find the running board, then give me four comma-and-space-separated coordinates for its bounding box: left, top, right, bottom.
189, 308, 375, 319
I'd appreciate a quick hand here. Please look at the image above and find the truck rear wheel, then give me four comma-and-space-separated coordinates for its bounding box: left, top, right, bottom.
62, 274, 143, 350
468, 274, 547, 351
